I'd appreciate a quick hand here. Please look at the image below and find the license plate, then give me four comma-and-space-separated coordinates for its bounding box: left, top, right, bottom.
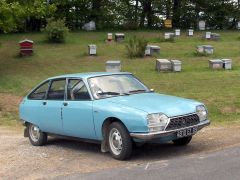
176, 127, 198, 138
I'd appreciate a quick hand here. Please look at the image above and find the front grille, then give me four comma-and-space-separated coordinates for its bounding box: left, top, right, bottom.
165, 114, 200, 131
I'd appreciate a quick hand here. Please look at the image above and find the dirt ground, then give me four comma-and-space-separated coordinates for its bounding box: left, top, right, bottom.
0, 93, 22, 112
1, 124, 240, 180
1, 93, 240, 179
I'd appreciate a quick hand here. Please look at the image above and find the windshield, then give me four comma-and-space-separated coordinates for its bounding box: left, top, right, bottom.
88, 74, 150, 99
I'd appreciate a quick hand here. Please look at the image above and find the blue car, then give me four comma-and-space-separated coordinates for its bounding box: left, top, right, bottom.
19, 72, 210, 160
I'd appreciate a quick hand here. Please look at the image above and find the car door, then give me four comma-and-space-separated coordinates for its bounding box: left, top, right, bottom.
39, 78, 66, 134
62, 78, 96, 139
22, 80, 50, 128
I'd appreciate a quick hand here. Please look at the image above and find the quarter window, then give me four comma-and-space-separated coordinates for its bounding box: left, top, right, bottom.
28, 81, 49, 100
47, 79, 66, 100
67, 79, 91, 100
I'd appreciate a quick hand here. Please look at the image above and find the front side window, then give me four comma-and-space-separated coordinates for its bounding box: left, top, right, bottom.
47, 79, 66, 100
88, 74, 149, 99
28, 81, 49, 100
67, 79, 91, 100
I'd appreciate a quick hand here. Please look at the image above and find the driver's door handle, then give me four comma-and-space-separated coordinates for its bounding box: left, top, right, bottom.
63, 102, 68, 106
42, 101, 47, 105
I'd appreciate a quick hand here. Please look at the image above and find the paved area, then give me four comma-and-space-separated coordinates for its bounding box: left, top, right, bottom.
1, 124, 240, 180
58, 144, 240, 180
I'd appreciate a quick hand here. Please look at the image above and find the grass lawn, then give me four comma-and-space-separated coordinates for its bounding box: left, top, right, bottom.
0, 30, 240, 126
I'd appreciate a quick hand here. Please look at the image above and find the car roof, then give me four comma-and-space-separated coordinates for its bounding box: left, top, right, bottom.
47, 72, 132, 80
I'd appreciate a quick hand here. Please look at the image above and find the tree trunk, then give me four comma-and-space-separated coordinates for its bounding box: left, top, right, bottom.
140, 0, 153, 28
172, 0, 181, 28
166, 0, 171, 19
140, 1, 147, 27
91, 0, 102, 24
146, 1, 153, 28
135, 0, 139, 22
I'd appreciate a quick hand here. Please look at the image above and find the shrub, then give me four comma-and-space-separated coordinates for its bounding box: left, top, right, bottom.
126, 35, 148, 58
43, 18, 69, 43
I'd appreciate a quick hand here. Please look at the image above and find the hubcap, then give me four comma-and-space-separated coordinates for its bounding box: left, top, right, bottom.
29, 124, 40, 142
109, 128, 123, 155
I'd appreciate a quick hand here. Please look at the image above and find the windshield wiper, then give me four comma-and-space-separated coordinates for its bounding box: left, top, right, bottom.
129, 89, 146, 94
97, 91, 120, 95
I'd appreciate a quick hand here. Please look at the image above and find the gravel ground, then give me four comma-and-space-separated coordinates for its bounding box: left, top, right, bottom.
1, 124, 240, 180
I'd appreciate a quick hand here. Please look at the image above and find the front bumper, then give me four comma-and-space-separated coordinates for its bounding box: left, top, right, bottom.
130, 119, 210, 140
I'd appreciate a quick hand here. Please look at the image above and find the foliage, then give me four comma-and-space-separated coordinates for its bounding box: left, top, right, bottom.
0, 0, 56, 33
44, 18, 69, 43
0, 0, 240, 32
126, 35, 148, 58
0, 0, 24, 33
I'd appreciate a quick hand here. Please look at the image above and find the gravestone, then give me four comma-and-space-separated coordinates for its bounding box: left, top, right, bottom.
156, 59, 172, 72
88, 44, 97, 55
222, 59, 232, 70
171, 60, 182, 72
209, 59, 223, 70
106, 61, 121, 72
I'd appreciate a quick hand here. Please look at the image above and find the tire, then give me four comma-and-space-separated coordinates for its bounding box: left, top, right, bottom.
172, 136, 192, 146
27, 123, 47, 146
107, 122, 132, 160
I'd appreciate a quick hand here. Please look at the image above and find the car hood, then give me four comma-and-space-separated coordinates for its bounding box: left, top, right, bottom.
108, 93, 202, 117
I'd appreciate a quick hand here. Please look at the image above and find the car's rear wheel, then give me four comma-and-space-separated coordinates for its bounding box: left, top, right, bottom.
28, 123, 47, 146
172, 136, 192, 146
108, 122, 132, 160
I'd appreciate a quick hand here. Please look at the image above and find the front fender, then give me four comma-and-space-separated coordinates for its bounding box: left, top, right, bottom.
93, 99, 148, 140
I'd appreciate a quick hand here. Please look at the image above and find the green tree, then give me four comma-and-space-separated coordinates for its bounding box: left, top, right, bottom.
16, 0, 56, 31
0, 0, 24, 33
0, 0, 56, 33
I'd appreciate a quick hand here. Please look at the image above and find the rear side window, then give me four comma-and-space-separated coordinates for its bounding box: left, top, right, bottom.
28, 81, 49, 100
47, 79, 66, 100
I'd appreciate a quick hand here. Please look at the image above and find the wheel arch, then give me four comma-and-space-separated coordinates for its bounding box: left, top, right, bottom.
102, 117, 129, 138
100, 117, 129, 153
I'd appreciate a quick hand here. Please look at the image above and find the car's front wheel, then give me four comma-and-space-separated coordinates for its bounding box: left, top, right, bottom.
172, 136, 192, 146
28, 123, 47, 146
108, 122, 132, 160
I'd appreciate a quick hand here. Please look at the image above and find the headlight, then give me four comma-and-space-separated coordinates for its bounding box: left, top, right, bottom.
147, 113, 170, 132
196, 105, 208, 122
